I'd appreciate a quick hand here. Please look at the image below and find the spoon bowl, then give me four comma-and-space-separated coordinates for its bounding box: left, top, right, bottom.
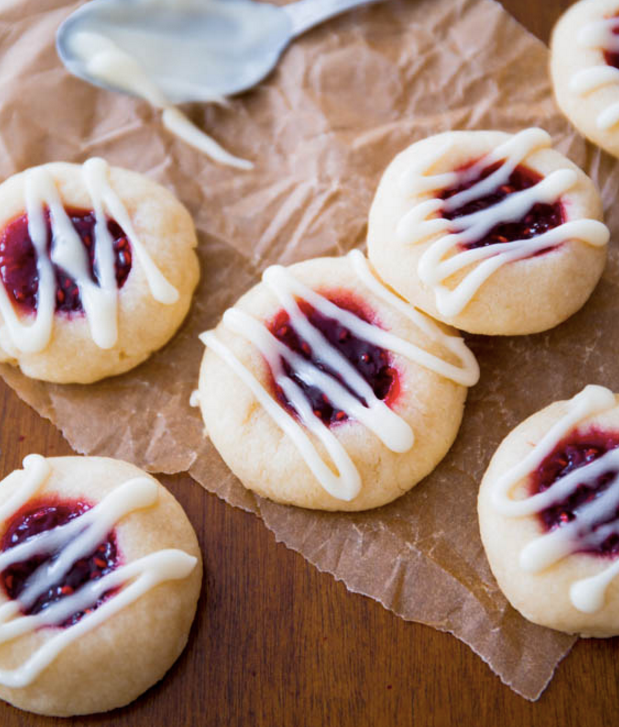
57, 0, 383, 104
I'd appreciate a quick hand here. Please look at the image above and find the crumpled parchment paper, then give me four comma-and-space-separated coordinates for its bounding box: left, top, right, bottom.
1, 0, 616, 700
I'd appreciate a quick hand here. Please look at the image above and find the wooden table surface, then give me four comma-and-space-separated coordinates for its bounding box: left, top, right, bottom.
0, 1, 614, 725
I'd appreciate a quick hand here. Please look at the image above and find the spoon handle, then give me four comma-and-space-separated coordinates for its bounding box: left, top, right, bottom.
283, 0, 385, 37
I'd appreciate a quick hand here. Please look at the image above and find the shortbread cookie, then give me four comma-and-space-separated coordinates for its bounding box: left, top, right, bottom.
367, 128, 609, 335
551, 0, 619, 159
478, 385, 619, 637
0, 454, 202, 716
0, 159, 199, 383
197, 251, 479, 511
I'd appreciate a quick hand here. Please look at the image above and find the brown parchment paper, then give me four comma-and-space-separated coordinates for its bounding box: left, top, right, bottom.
1, 0, 617, 701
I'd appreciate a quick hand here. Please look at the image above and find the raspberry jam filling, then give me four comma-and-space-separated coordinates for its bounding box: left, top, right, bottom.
440, 162, 565, 250
268, 295, 399, 426
0, 207, 132, 315
603, 15, 619, 69
0, 497, 120, 627
529, 429, 619, 557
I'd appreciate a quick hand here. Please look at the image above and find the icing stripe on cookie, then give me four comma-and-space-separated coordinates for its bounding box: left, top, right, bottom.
396, 128, 609, 317
570, 17, 619, 130
0, 455, 197, 688
200, 251, 479, 502
489, 385, 619, 614
201, 329, 362, 501
0, 159, 179, 354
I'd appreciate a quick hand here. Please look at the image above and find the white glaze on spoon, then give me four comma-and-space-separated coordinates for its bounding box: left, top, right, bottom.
66, 30, 253, 170
490, 385, 619, 614
0, 455, 197, 688
200, 251, 479, 501
396, 128, 609, 317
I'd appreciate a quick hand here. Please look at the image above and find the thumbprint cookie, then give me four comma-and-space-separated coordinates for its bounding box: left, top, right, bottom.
0, 159, 199, 383
367, 128, 608, 335
479, 385, 619, 636
197, 251, 479, 511
0, 454, 202, 716
551, 0, 619, 159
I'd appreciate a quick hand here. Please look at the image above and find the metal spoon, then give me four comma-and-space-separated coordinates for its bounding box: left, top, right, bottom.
56, 0, 385, 105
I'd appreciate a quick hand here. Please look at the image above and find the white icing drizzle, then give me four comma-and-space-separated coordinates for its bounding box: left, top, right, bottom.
200, 251, 479, 501
67, 31, 253, 171
189, 389, 201, 408
570, 16, 619, 130
0, 158, 178, 354
201, 329, 362, 501
490, 384, 619, 614
0, 454, 197, 687
347, 250, 478, 387
396, 128, 609, 317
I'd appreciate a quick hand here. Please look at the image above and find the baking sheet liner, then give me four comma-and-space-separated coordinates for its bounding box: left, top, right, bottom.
2, 0, 616, 700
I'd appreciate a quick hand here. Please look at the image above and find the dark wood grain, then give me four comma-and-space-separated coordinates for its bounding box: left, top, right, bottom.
2, 1, 615, 726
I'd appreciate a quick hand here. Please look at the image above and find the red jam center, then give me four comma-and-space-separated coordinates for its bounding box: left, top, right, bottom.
0, 497, 120, 627
603, 15, 619, 69
440, 162, 565, 250
0, 207, 132, 315
529, 429, 619, 557
267, 295, 399, 427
